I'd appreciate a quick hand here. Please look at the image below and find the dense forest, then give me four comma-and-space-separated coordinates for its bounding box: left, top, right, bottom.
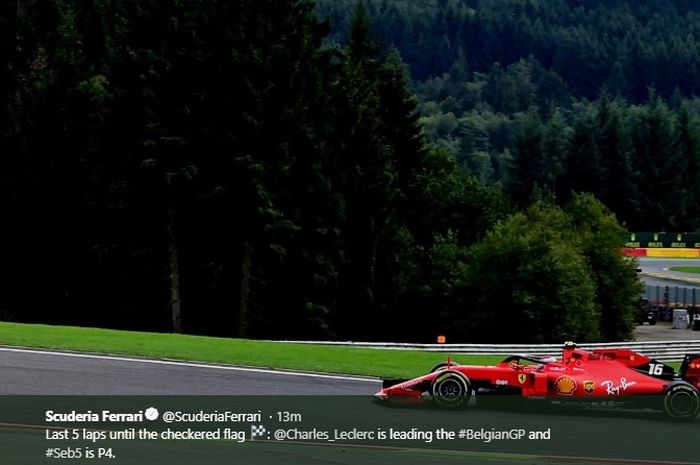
319, 0, 700, 230
0, 0, 650, 343
320, 0, 700, 99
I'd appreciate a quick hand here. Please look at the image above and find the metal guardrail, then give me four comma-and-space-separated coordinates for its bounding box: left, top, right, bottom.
273, 340, 700, 362
644, 284, 700, 307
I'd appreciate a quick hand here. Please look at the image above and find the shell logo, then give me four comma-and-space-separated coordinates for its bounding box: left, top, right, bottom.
554, 376, 577, 396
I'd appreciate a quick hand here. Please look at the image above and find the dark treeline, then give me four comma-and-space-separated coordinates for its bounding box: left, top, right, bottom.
500, 94, 700, 231
319, 0, 700, 231
319, 0, 700, 101
0, 0, 494, 340
0, 1, 641, 343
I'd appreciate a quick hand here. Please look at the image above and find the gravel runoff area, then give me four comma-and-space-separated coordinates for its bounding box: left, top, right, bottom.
634, 323, 700, 341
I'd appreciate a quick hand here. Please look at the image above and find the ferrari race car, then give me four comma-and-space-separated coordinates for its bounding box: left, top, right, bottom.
376, 342, 700, 420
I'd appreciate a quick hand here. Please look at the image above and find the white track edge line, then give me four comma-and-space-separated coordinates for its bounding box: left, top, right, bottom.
0, 346, 379, 384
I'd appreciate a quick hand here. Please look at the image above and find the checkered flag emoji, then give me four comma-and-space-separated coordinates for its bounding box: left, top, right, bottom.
250, 425, 266, 440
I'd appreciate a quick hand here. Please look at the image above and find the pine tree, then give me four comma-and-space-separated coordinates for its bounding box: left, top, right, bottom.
677, 105, 700, 230
564, 109, 603, 199
540, 110, 571, 200
631, 92, 682, 229
596, 96, 638, 226
508, 110, 545, 206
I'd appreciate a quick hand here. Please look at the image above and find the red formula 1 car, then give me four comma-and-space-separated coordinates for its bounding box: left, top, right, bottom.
376, 342, 700, 420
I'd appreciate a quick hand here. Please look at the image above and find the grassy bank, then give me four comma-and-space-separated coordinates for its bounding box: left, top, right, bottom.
669, 266, 700, 274
0, 322, 504, 379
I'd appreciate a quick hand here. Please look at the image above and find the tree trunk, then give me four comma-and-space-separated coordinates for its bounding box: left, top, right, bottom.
237, 238, 253, 338
166, 173, 182, 333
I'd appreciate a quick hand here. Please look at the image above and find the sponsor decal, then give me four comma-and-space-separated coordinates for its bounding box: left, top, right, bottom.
518, 373, 527, 385
495, 379, 508, 386
601, 377, 637, 396
398, 378, 427, 390
554, 376, 577, 396
548, 366, 565, 372
583, 380, 595, 394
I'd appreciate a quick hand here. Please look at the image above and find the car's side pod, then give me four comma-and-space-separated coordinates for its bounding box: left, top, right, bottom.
679, 354, 700, 389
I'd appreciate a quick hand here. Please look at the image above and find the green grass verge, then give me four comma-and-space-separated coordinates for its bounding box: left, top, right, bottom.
669, 266, 700, 274
0, 322, 503, 379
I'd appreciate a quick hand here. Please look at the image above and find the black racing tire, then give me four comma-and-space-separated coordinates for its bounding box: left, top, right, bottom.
663, 382, 700, 421
430, 371, 471, 408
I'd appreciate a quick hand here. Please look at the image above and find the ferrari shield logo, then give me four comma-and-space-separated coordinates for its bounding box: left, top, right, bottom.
583, 380, 595, 394
518, 373, 527, 385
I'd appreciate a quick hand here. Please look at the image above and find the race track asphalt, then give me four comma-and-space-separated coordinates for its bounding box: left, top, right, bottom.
638, 257, 700, 289
0, 347, 380, 395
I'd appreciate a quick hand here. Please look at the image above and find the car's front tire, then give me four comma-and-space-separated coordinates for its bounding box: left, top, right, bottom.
430, 361, 458, 373
663, 382, 700, 421
430, 371, 471, 408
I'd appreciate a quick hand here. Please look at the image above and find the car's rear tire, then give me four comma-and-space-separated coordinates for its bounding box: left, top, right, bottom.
663, 382, 700, 421
430, 371, 471, 408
